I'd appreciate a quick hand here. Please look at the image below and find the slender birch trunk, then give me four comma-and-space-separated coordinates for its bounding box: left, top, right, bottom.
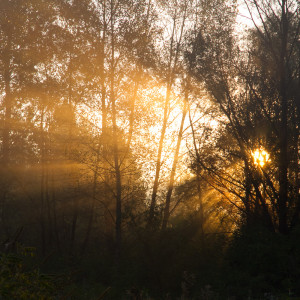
189, 108, 205, 237
110, 0, 122, 260
161, 87, 188, 230
81, 1, 107, 257
148, 4, 187, 226
278, 0, 288, 234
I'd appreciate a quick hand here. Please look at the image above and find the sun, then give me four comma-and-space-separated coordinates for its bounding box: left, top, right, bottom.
252, 147, 270, 167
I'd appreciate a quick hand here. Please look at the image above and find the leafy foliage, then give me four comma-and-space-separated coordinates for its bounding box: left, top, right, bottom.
0, 246, 58, 300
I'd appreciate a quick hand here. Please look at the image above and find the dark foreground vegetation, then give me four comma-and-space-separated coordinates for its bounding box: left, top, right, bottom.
2, 223, 300, 299
0, 0, 299, 298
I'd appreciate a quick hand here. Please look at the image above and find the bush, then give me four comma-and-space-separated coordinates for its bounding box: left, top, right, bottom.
0, 245, 59, 299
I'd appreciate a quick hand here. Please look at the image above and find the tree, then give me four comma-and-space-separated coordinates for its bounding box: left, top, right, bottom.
186, 0, 300, 233
148, 0, 191, 227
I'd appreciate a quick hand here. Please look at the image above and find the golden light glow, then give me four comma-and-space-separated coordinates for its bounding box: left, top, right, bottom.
252, 148, 270, 167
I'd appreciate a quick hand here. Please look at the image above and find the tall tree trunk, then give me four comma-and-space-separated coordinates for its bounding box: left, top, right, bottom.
70, 199, 78, 255
110, 0, 122, 261
189, 108, 204, 237
45, 155, 52, 247
2, 47, 12, 165
162, 90, 188, 230
40, 109, 46, 255
278, 0, 288, 234
101, 0, 107, 137
244, 165, 252, 226
50, 167, 60, 252
126, 67, 140, 150
0, 38, 12, 231
80, 145, 100, 257
148, 83, 172, 225
148, 6, 187, 226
